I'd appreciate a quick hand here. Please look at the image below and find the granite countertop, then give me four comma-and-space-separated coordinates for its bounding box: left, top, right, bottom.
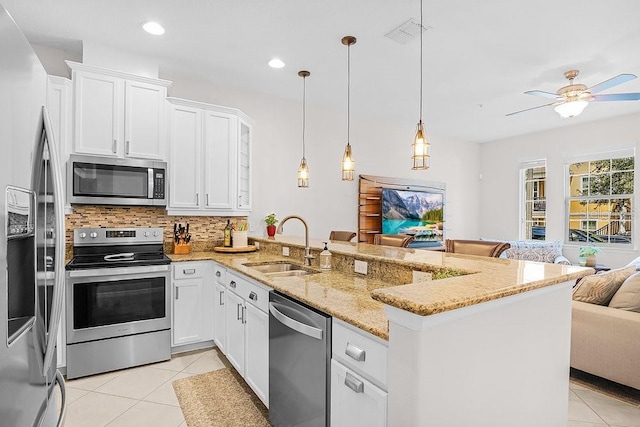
169, 235, 594, 340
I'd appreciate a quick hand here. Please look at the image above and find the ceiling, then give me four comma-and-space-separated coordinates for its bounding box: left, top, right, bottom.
4, 0, 640, 143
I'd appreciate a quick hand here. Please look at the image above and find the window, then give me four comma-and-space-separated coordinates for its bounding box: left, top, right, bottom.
520, 161, 546, 240
567, 154, 633, 245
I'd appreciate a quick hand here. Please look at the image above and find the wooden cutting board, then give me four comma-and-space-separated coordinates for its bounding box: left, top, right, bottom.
213, 245, 257, 253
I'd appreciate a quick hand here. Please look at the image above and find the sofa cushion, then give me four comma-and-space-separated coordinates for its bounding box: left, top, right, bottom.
609, 272, 640, 313
572, 266, 636, 305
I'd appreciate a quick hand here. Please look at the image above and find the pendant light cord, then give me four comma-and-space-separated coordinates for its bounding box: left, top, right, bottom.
302, 75, 306, 158
419, 0, 423, 121
347, 42, 351, 145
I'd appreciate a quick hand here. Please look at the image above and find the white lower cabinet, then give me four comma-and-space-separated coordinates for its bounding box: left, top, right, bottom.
171, 262, 215, 347
223, 271, 270, 407
213, 264, 227, 353
331, 359, 388, 427
244, 302, 269, 406
331, 318, 389, 426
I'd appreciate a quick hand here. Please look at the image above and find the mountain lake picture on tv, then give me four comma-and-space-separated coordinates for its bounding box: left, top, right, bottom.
381, 188, 444, 242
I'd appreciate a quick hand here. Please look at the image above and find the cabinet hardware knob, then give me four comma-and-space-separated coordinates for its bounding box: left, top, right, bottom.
345, 343, 366, 362
344, 372, 364, 393
230, 281, 236, 288
183, 268, 196, 275
249, 291, 257, 301
175, 288, 179, 300
216, 271, 221, 277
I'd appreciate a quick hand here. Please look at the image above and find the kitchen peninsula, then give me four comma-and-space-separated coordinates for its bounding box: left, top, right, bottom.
170, 235, 593, 427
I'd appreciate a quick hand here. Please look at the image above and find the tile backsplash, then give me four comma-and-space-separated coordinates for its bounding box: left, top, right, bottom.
65, 206, 246, 258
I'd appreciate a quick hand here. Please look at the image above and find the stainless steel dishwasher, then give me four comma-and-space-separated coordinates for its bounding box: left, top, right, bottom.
269, 291, 332, 427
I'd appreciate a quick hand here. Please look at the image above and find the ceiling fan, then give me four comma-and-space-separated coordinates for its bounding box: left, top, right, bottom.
507, 69, 640, 118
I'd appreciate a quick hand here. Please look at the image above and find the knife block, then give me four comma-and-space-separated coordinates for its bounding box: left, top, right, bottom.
173, 242, 191, 255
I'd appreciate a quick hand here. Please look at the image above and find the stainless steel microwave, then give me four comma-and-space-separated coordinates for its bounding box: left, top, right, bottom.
68, 154, 167, 206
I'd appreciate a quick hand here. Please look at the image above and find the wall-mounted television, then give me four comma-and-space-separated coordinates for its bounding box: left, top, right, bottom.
381, 188, 444, 245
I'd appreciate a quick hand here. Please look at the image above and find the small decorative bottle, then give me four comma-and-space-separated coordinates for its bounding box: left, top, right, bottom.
319, 242, 332, 270
223, 220, 232, 247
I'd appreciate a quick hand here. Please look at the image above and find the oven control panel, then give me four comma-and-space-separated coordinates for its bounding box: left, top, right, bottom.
74, 227, 164, 245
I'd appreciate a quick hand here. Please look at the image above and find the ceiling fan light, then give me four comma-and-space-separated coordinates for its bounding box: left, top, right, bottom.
554, 100, 588, 118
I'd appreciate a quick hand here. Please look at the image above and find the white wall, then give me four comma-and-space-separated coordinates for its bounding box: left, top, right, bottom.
479, 112, 640, 268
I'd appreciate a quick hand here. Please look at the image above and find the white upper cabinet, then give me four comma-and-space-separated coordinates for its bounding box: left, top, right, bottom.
67, 61, 171, 160
167, 97, 253, 216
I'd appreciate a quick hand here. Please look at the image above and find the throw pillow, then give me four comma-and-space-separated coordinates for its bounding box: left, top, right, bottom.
504, 246, 558, 263
625, 255, 640, 270
609, 272, 640, 312
572, 266, 637, 305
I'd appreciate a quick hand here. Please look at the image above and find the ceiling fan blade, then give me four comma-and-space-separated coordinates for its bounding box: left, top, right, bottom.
591, 93, 640, 102
524, 90, 558, 99
506, 102, 556, 116
589, 74, 637, 94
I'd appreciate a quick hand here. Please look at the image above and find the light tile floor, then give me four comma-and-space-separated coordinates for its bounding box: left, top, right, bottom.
60, 348, 640, 426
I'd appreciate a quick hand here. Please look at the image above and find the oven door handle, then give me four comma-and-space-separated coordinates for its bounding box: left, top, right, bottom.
104, 252, 135, 262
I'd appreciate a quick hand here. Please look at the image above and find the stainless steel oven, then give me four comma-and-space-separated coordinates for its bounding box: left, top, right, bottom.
65, 227, 171, 379
67, 154, 166, 206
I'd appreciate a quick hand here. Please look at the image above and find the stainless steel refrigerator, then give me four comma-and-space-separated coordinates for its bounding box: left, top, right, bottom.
0, 3, 66, 426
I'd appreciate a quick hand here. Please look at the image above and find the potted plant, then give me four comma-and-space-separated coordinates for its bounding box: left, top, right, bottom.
579, 245, 600, 267
265, 212, 278, 237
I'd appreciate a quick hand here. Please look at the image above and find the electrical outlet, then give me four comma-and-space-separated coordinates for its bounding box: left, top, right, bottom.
354, 260, 368, 275
282, 246, 290, 256
413, 271, 433, 283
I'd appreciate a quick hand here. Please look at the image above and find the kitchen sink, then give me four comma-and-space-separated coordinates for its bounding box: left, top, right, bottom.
244, 262, 320, 277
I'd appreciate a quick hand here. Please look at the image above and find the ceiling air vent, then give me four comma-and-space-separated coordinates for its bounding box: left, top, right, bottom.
385, 18, 430, 45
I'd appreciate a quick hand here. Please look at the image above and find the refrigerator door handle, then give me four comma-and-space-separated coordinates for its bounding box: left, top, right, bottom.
55, 369, 67, 427
40, 106, 67, 376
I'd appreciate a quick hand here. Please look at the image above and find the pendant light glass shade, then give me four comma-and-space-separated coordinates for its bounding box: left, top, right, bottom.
298, 70, 310, 188
341, 36, 356, 181
298, 157, 309, 187
342, 143, 355, 181
412, 120, 430, 169
412, 0, 430, 170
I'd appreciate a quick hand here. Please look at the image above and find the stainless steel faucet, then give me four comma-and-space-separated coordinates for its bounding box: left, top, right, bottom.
276, 215, 315, 266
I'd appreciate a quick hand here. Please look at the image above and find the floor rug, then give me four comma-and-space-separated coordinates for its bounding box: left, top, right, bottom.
173, 365, 271, 427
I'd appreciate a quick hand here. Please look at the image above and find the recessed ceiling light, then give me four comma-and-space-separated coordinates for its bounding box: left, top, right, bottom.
268, 58, 285, 69
143, 21, 165, 36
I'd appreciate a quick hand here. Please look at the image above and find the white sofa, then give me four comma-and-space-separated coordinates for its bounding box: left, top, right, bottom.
482, 239, 570, 264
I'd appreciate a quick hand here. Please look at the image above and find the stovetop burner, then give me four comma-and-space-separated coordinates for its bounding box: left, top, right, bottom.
66, 227, 170, 270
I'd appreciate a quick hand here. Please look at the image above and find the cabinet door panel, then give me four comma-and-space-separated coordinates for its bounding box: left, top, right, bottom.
74, 72, 122, 156
125, 81, 166, 159
203, 111, 235, 209
169, 105, 201, 209
245, 302, 269, 407
224, 290, 245, 375
213, 283, 226, 352
330, 359, 387, 427
172, 279, 203, 346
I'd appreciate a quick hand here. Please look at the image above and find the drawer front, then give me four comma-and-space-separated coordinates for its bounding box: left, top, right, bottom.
332, 319, 388, 388
213, 263, 226, 286
242, 280, 270, 312
173, 261, 206, 279
330, 359, 387, 427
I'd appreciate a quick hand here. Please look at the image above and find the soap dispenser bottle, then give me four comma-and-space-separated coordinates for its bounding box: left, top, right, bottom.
320, 242, 332, 270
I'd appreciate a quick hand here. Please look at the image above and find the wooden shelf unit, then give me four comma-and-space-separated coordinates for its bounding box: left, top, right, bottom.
358, 176, 383, 244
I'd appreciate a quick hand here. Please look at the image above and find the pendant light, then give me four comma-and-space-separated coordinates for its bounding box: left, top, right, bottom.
412, 0, 430, 170
297, 70, 310, 188
341, 36, 356, 181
